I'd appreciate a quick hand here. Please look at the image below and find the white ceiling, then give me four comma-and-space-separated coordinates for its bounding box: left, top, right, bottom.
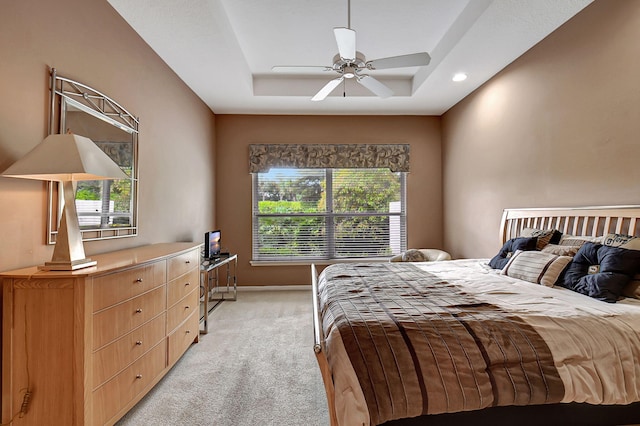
106, 0, 593, 115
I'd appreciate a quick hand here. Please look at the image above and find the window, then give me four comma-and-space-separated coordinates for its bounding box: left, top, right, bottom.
74, 142, 133, 229
252, 168, 406, 262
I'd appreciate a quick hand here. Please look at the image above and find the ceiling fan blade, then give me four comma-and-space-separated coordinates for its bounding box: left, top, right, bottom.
333, 27, 356, 60
272, 66, 333, 73
357, 75, 393, 98
311, 77, 344, 101
366, 52, 431, 70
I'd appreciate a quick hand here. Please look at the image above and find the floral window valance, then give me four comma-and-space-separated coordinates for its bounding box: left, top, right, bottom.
249, 144, 410, 173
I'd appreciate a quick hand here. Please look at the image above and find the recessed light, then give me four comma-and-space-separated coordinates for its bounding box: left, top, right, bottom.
452, 73, 467, 82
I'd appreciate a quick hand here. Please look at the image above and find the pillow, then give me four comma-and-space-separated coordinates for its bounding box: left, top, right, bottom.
604, 236, 640, 299
559, 242, 640, 302
519, 228, 561, 250
549, 229, 563, 245
488, 237, 537, 270
558, 235, 602, 247
401, 249, 428, 262
501, 250, 573, 287
603, 233, 640, 250
623, 275, 640, 299
541, 244, 580, 257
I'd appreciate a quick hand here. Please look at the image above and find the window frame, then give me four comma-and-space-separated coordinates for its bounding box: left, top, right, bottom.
251, 168, 407, 264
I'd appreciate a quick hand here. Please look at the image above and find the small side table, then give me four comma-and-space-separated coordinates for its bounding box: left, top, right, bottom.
200, 253, 238, 334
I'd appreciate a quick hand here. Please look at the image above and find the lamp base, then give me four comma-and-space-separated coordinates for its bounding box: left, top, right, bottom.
39, 258, 97, 271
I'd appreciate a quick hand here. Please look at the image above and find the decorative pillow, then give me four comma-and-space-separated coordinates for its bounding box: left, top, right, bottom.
488, 237, 537, 270
401, 249, 428, 262
541, 244, 580, 257
519, 228, 561, 250
559, 242, 640, 302
558, 235, 602, 247
603, 233, 640, 250
623, 275, 640, 299
501, 250, 573, 287
549, 229, 563, 245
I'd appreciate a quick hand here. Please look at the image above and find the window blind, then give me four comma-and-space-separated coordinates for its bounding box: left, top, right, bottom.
252, 168, 406, 261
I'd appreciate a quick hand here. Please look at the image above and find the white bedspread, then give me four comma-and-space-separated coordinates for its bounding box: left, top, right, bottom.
415, 260, 640, 402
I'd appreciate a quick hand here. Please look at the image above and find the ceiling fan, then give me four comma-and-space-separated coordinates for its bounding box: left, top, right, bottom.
272, 0, 431, 101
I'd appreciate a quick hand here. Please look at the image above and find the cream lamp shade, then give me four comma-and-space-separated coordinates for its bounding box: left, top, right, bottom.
2, 133, 130, 270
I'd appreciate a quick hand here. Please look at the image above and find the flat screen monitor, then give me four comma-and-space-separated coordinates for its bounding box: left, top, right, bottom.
204, 230, 221, 260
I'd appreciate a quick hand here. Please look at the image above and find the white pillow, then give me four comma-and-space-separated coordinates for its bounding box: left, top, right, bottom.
501, 250, 573, 287
602, 233, 640, 250
401, 249, 427, 262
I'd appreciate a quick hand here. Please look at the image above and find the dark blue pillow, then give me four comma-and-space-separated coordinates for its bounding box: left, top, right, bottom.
559, 242, 640, 302
550, 229, 563, 245
489, 237, 537, 269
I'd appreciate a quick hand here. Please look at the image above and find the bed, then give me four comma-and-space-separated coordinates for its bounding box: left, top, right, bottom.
311, 205, 640, 426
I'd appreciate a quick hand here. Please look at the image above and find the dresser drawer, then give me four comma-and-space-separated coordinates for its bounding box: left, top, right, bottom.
92, 261, 166, 312
167, 248, 200, 281
92, 313, 166, 389
92, 341, 166, 425
168, 310, 199, 366
167, 287, 199, 332
167, 268, 199, 307
93, 286, 166, 350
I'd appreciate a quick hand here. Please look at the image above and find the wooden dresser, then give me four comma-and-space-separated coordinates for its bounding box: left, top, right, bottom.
0, 242, 201, 425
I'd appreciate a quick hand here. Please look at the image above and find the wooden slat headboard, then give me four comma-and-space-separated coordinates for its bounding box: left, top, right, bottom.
500, 205, 640, 244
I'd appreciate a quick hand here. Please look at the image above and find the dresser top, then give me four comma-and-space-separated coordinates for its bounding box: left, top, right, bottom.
0, 242, 202, 278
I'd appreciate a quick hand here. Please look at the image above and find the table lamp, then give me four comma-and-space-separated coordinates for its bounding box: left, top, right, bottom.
1, 133, 130, 270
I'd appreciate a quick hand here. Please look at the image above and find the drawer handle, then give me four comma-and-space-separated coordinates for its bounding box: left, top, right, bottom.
185, 282, 190, 286
186, 330, 191, 334
135, 308, 143, 314
136, 374, 143, 379
185, 305, 190, 310
135, 278, 143, 283
135, 340, 143, 346
186, 260, 191, 264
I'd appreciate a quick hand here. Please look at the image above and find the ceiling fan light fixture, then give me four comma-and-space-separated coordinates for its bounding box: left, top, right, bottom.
343, 66, 356, 79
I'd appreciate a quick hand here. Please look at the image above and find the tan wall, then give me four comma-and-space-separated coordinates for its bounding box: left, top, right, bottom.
0, 0, 216, 271
9, 0, 626, 280
441, 0, 640, 259
215, 115, 442, 286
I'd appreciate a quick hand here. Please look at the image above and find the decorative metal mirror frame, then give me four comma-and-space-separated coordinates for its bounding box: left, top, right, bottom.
47, 68, 139, 244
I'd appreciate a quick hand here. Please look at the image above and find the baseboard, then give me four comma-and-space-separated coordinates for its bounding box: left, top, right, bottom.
238, 285, 311, 291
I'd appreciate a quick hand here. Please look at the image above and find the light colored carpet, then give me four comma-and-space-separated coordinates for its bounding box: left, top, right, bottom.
117, 290, 329, 426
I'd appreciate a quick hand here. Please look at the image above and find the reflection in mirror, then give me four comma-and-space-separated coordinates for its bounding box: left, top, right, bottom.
48, 68, 138, 243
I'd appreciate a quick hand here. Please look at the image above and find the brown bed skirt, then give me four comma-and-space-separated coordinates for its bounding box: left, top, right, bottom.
381, 401, 640, 426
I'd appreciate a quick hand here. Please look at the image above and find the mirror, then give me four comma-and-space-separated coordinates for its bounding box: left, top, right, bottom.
47, 68, 138, 243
